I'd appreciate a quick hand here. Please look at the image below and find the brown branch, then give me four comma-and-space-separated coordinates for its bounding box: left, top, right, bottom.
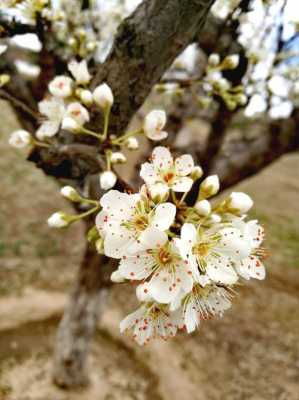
0, 88, 39, 120
0, 17, 36, 38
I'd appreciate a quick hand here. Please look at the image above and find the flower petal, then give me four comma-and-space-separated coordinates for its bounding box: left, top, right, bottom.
152, 146, 173, 171
140, 162, 158, 184
151, 203, 176, 231
206, 255, 238, 284
104, 229, 134, 258
218, 227, 252, 260
147, 130, 168, 141
119, 253, 153, 280
175, 154, 194, 176
171, 177, 193, 192
181, 223, 197, 245
236, 255, 266, 280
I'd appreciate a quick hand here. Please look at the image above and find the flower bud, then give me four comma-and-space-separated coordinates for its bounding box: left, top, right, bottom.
199, 175, 220, 198
68, 59, 91, 85
236, 93, 247, 105
222, 54, 240, 69
99, 171, 117, 190
60, 186, 81, 202
148, 183, 169, 202
110, 152, 127, 164
195, 199, 211, 216
47, 212, 69, 228
209, 213, 222, 224
8, 130, 32, 148
93, 83, 114, 109
190, 166, 203, 180
143, 109, 168, 141
208, 53, 220, 67
0, 74, 10, 87
61, 117, 80, 132
217, 77, 230, 91
66, 102, 89, 125
125, 136, 139, 150
80, 89, 93, 106
48, 75, 73, 98
226, 192, 253, 214
136, 283, 153, 302
111, 270, 125, 283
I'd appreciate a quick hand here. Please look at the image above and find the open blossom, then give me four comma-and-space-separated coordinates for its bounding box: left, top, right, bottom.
143, 110, 168, 141
180, 285, 232, 333
65, 102, 89, 126
48, 76, 73, 98
140, 146, 195, 193
9, 129, 32, 148
174, 223, 252, 285
36, 97, 65, 139
96, 190, 176, 258
68, 60, 91, 85
120, 304, 182, 345
117, 240, 193, 305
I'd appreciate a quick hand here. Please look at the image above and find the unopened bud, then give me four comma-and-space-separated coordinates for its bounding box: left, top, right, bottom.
208, 53, 220, 67
195, 199, 211, 216
191, 166, 203, 180
148, 183, 169, 202
60, 186, 81, 202
80, 89, 93, 106
99, 171, 117, 190
61, 117, 80, 132
125, 136, 139, 150
9, 129, 32, 148
222, 54, 240, 70
110, 152, 127, 164
93, 83, 114, 109
199, 175, 220, 198
209, 213, 222, 224
47, 212, 69, 228
226, 192, 253, 214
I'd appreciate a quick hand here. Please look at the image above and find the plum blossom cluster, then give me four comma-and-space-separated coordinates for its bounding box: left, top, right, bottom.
90, 146, 266, 345
8, 60, 171, 190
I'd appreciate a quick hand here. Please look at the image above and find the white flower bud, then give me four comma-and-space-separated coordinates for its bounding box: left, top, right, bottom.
195, 199, 211, 216
80, 89, 93, 106
218, 77, 230, 91
99, 171, 117, 190
143, 109, 168, 141
61, 117, 80, 132
47, 212, 69, 228
223, 54, 240, 69
125, 136, 139, 150
209, 213, 222, 224
227, 192, 253, 214
86, 41, 97, 52
60, 186, 81, 202
48, 76, 73, 98
191, 166, 203, 180
111, 270, 125, 283
148, 183, 169, 202
9, 130, 32, 148
68, 59, 91, 85
200, 175, 220, 197
93, 83, 114, 109
0, 44, 7, 55
136, 283, 153, 302
208, 53, 220, 67
236, 94, 247, 105
110, 152, 127, 164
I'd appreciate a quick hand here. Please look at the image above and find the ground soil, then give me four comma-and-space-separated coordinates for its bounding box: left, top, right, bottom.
0, 101, 299, 400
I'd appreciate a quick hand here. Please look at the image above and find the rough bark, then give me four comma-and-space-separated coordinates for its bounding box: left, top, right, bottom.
53, 226, 115, 388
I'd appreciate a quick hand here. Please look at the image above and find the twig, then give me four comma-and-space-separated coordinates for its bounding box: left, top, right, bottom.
0, 88, 39, 120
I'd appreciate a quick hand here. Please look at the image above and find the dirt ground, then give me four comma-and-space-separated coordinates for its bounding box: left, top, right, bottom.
0, 100, 299, 400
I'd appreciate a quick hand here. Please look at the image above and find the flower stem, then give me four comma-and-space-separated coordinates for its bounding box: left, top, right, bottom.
69, 206, 100, 223
111, 129, 143, 145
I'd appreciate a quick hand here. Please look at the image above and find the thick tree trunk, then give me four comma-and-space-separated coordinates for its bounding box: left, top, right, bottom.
52, 235, 113, 388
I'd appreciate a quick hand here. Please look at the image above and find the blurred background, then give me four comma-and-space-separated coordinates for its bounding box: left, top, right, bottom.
1, 0, 299, 399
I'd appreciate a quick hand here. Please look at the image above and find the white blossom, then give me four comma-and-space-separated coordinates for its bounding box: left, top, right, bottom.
93, 83, 114, 109
68, 59, 91, 85
208, 53, 220, 66
143, 110, 168, 141
61, 117, 80, 132
99, 171, 117, 190
48, 76, 73, 98
96, 190, 176, 258
65, 102, 89, 126
140, 146, 194, 193
36, 97, 65, 139
110, 152, 127, 164
111, 270, 126, 283
9, 130, 32, 148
